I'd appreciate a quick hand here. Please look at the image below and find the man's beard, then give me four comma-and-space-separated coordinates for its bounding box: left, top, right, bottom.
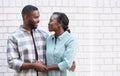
28, 20, 37, 30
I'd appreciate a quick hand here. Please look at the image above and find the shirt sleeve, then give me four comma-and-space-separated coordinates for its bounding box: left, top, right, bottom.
7, 36, 24, 71
38, 29, 49, 39
58, 37, 76, 71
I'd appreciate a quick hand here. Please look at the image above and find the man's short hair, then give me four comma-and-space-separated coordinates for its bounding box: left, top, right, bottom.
21, 5, 38, 18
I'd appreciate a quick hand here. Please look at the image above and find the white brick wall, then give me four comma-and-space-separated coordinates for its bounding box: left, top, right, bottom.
0, 0, 120, 76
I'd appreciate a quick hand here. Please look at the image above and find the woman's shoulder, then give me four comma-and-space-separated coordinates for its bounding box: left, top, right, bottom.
47, 34, 54, 40
65, 32, 75, 40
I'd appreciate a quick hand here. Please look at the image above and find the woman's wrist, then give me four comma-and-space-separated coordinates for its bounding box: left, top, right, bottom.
47, 64, 59, 71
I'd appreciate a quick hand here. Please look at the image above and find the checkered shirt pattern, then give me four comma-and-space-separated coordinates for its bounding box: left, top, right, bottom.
7, 25, 48, 76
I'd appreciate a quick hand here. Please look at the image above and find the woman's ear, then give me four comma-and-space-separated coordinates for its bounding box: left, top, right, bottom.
59, 23, 63, 27
57, 24, 62, 29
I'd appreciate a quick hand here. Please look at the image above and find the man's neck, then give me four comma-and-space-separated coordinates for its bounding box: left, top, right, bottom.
23, 23, 32, 32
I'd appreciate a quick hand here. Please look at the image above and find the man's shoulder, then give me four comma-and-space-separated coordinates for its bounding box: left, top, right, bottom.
8, 27, 22, 39
36, 29, 48, 38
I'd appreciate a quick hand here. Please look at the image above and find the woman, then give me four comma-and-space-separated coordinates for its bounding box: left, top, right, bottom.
46, 12, 76, 76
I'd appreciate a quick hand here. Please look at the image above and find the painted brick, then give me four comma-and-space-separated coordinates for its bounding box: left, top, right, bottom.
61, 7, 78, 13
0, 0, 120, 76
104, 0, 111, 7
97, 0, 104, 7
83, 33, 103, 39
104, 72, 113, 76
0, 73, 3, 76
4, 21, 20, 27
4, 7, 21, 14
74, 0, 90, 7
4, 73, 15, 76
103, 8, 112, 14
0, 0, 2, 7
100, 65, 117, 71
92, 59, 104, 64
7, 27, 18, 33
9, 0, 15, 7
104, 58, 113, 64
103, 21, 113, 26
7, 14, 17, 20
103, 33, 113, 39
113, 59, 120, 64
0, 53, 7, 60
110, 0, 118, 7
77, 65, 91, 71
112, 21, 120, 27
0, 34, 3, 39
29, 0, 36, 5
100, 52, 117, 58
92, 72, 104, 76
100, 14, 116, 20
0, 27, 7, 33
84, 20, 103, 26
0, 46, 4, 52
0, 60, 4, 65
0, 14, 7, 20
83, 8, 103, 14
3, 0, 9, 7
100, 27, 117, 33
100, 39, 116, 46
113, 71, 120, 76
0, 8, 4, 13
112, 8, 120, 13
0, 66, 7, 72
15, 0, 23, 6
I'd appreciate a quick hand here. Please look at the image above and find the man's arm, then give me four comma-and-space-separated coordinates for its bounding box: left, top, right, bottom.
7, 36, 47, 72
7, 36, 24, 71
20, 61, 48, 72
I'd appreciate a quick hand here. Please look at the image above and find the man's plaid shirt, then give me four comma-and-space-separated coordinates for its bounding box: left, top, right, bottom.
7, 25, 48, 76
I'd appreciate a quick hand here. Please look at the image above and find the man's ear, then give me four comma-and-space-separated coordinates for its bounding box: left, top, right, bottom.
24, 15, 28, 20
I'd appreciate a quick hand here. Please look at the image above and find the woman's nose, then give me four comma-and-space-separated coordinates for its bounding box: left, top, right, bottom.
37, 19, 40, 23
48, 23, 50, 26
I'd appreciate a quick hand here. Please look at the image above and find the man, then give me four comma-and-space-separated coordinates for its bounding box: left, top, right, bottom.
7, 5, 48, 76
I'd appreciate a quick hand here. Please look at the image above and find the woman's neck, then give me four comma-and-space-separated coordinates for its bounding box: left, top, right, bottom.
55, 29, 64, 37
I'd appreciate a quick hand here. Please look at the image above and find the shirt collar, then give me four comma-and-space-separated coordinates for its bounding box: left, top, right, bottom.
51, 31, 69, 40
20, 25, 37, 33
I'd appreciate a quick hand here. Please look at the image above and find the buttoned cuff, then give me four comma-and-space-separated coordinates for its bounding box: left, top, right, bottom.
58, 61, 69, 71
15, 60, 24, 71
9, 59, 24, 71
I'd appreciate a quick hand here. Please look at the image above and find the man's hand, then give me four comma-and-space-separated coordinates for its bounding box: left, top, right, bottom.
33, 61, 48, 72
69, 61, 76, 72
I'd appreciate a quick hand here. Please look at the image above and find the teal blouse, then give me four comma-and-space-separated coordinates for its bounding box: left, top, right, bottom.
46, 31, 76, 76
